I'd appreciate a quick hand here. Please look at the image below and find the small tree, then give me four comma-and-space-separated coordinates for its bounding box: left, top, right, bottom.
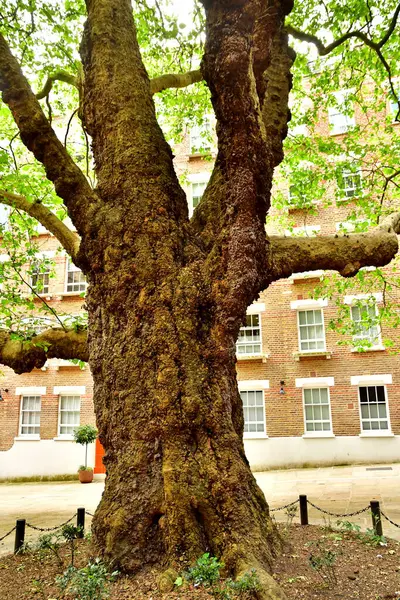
74, 425, 98, 470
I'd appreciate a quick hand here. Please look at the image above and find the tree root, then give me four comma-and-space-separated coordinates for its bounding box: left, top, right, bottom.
236, 561, 287, 600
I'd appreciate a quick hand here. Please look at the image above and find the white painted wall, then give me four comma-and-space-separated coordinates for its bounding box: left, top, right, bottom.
0, 440, 95, 478
244, 436, 400, 471
1, 436, 398, 478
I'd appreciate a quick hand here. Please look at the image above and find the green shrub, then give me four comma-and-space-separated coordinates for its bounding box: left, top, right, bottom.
56, 559, 118, 600
186, 552, 223, 587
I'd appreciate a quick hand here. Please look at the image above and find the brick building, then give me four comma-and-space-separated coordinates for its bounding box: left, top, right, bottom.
0, 87, 399, 478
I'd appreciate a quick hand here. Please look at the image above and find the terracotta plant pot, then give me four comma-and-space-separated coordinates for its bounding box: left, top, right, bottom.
78, 469, 94, 484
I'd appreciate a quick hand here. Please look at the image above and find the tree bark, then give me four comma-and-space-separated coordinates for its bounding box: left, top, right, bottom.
1, 1, 400, 598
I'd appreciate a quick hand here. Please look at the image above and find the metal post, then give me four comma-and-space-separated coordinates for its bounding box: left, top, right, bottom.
370, 500, 383, 536
14, 519, 25, 554
77, 508, 85, 538
299, 495, 308, 525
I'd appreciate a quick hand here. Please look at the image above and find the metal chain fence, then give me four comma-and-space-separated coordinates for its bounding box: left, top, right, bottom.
381, 510, 400, 529
25, 513, 77, 532
85, 510, 95, 517
0, 525, 16, 542
270, 499, 299, 513
306, 499, 370, 518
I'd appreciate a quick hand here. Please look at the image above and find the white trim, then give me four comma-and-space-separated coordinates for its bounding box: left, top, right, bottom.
289, 271, 324, 282
351, 374, 392, 386
247, 303, 266, 315
53, 386, 85, 395
302, 386, 333, 436
296, 377, 334, 388
53, 436, 75, 441
16, 386, 46, 396
14, 435, 40, 441
357, 384, 392, 435
187, 172, 212, 184
238, 380, 270, 390
302, 433, 336, 439
344, 293, 383, 305
290, 298, 328, 310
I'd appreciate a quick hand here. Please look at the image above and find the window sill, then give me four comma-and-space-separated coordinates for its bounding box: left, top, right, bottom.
359, 432, 394, 438
53, 436, 74, 441
289, 271, 324, 283
237, 353, 270, 363
59, 291, 86, 298
244, 434, 268, 440
351, 346, 385, 353
14, 435, 40, 441
293, 350, 332, 361
302, 433, 335, 439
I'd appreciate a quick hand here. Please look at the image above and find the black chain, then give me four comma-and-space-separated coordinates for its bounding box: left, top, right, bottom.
270, 500, 299, 513
307, 500, 370, 518
26, 514, 76, 532
381, 510, 400, 529
85, 510, 95, 517
0, 525, 16, 542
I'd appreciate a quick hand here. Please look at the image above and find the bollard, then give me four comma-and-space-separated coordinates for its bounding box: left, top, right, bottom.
299, 495, 309, 525
370, 500, 383, 537
14, 519, 26, 554
77, 508, 85, 538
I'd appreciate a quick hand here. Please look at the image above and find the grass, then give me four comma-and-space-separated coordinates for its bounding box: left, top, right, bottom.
0, 474, 79, 484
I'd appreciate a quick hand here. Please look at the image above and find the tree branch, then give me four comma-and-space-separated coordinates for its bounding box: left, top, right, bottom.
35, 70, 78, 100
0, 327, 88, 374
0, 189, 80, 261
0, 33, 99, 236
269, 229, 398, 281
150, 69, 203, 94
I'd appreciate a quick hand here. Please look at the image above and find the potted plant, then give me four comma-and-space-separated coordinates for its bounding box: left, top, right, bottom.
73, 424, 98, 483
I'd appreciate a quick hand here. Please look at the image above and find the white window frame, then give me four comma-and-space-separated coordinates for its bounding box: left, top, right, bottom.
338, 167, 363, 199
58, 395, 81, 437
296, 308, 326, 353
187, 173, 210, 218
302, 388, 333, 436
31, 263, 50, 295
236, 313, 263, 357
344, 294, 383, 350
296, 378, 335, 438
328, 91, 355, 135
19, 395, 41, 438
357, 385, 392, 436
189, 116, 214, 154
238, 381, 269, 439
65, 258, 87, 294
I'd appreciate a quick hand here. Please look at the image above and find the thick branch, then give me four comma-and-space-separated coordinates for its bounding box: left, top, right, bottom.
150, 69, 203, 94
0, 190, 80, 261
0, 327, 88, 374
35, 70, 78, 100
269, 230, 399, 281
0, 33, 99, 236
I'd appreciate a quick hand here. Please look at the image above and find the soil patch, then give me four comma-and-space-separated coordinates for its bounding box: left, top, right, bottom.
0, 524, 399, 599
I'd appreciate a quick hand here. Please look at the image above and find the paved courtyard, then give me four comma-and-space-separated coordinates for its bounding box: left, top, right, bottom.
1, 462, 400, 555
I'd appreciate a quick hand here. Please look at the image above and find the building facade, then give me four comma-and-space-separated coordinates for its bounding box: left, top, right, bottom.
0, 89, 399, 478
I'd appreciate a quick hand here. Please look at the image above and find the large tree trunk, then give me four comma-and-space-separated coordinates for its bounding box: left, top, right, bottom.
88, 272, 281, 578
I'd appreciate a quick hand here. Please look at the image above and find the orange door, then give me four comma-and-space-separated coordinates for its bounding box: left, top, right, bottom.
94, 439, 106, 474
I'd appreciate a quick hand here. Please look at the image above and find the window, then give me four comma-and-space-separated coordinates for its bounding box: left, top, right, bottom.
190, 117, 213, 154
20, 396, 41, 436
337, 168, 362, 198
58, 395, 81, 436
389, 88, 400, 120
328, 92, 355, 135
351, 303, 381, 346
191, 181, 207, 211
240, 390, 266, 436
303, 388, 332, 433
236, 314, 262, 355
297, 309, 326, 352
66, 259, 87, 293
31, 263, 50, 294
359, 386, 389, 432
